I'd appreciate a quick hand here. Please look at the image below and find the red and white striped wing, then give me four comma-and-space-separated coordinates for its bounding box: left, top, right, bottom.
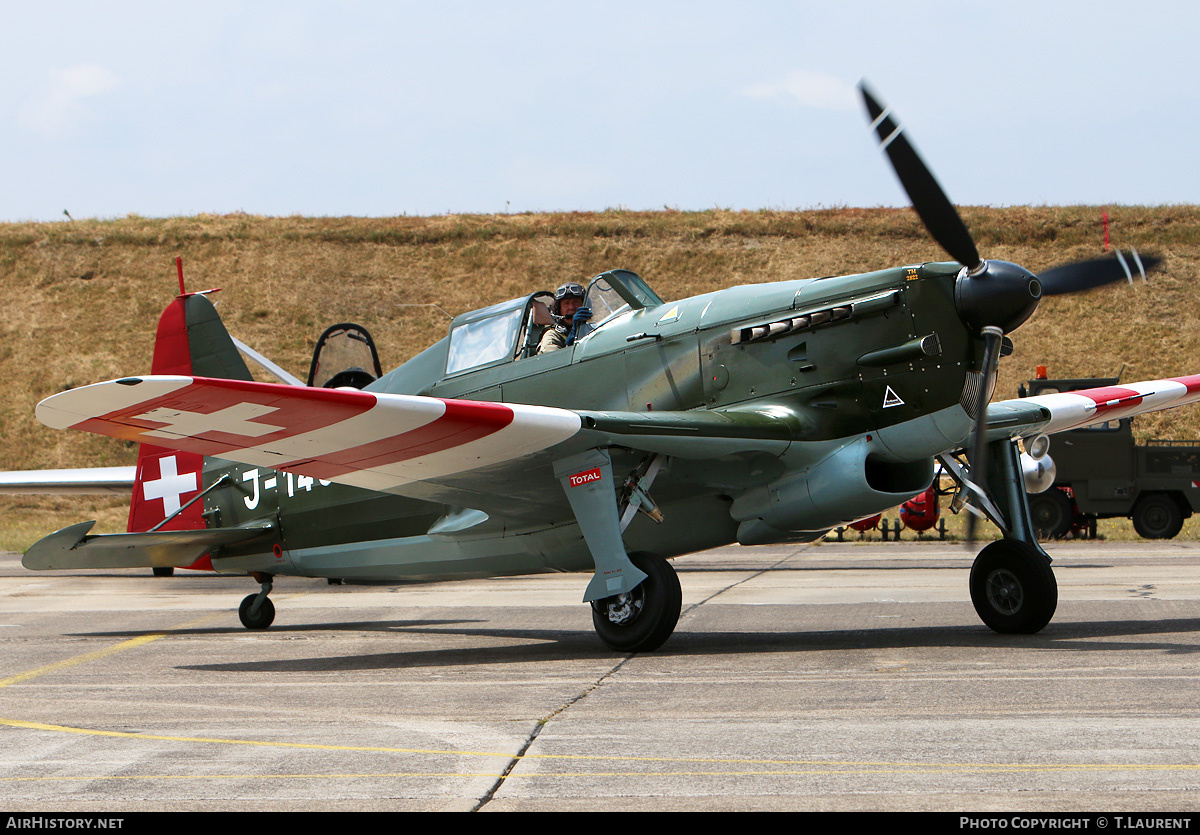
1003, 374, 1200, 435
37, 376, 583, 491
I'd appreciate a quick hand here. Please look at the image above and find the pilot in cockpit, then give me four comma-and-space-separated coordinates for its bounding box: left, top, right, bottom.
537, 282, 594, 354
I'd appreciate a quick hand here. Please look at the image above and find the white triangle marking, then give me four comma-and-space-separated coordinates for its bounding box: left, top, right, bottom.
883, 386, 905, 408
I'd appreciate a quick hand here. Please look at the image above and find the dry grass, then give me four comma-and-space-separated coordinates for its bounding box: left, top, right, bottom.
0, 496, 128, 553
3, 206, 1199, 548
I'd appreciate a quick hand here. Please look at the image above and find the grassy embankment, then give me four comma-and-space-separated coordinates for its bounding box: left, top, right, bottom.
2, 206, 1199, 550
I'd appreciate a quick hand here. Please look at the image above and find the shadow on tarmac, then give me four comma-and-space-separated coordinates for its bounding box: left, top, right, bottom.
64, 612, 1200, 672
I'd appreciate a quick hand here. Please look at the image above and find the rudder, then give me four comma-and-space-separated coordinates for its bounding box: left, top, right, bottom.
126, 291, 253, 569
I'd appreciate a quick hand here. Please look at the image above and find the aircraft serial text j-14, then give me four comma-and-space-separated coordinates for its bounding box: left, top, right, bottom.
21, 84, 1200, 652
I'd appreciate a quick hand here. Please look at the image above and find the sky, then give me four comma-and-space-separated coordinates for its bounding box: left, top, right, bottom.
2, 0, 1196, 221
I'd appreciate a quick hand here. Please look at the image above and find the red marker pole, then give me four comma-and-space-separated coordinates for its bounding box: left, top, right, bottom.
176, 256, 186, 294
1102, 210, 1110, 252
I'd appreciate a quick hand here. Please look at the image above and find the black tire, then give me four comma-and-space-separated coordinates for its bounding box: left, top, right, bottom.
969, 540, 1058, 634
238, 594, 276, 630
1029, 488, 1073, 540
590, 552, 681, 653
152, 566, 175, 577
1132, 493, 1184, 540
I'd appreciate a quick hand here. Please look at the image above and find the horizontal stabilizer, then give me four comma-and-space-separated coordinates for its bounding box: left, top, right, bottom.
23, 520, 274, 571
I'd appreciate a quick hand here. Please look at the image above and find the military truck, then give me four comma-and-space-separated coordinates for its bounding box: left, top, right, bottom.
1022, 370, 1200, 539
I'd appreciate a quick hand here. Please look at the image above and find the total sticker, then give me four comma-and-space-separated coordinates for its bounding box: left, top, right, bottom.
569, 467, 603, 487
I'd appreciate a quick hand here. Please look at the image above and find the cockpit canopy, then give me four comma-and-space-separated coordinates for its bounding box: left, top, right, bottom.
308, 323, 384, 389
443, 269, 663, 377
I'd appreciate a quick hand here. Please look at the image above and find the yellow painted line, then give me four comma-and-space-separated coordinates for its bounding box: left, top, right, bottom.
4, 596, 1199, 781
4, 763, 1200, 784
0, 633, 170, 689
0, 594, 310, 690
0, 611, 225, 690
1, 772, 506, 783
0, 717, 507, 756
3, 716, 1200, 775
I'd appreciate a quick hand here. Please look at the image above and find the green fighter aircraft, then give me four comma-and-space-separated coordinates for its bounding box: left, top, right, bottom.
21, 84, 1200, 652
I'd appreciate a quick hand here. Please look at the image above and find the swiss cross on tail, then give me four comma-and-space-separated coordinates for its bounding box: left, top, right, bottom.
127, 448, 205, 533
142, 454, 197, 514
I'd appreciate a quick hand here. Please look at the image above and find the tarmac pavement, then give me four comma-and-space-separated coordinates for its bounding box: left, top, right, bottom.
2, 538, 1200, 811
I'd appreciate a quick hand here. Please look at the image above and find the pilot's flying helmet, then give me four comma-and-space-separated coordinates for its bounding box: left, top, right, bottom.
552, 283, 586, 313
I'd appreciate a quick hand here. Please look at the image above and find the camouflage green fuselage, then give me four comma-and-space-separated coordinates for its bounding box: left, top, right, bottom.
201, 262, 980, 581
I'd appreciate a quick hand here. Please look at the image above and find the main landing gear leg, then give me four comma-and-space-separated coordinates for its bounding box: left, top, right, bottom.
238, 573, 276, 630
554, 449, 681, 652
968, 440, 1058, 634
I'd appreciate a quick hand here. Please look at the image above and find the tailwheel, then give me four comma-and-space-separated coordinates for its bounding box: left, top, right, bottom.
238, 593, 276, 630
969, 540, 1057, 634
590, 552, 681, 653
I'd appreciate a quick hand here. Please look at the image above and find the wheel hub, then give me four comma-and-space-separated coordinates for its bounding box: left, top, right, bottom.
597, 589, 644, 626
985, 568, 1024, 615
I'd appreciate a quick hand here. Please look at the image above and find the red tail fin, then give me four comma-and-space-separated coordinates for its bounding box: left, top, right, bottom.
125, 294, 221, 570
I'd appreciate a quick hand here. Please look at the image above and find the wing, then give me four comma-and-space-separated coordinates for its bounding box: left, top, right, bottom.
985, 374, 1200, 441
34, 375, 797, 524
0, 466, 136, 495
36, 375, 583, 492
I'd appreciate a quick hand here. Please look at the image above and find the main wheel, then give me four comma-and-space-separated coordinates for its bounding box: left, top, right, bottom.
969, 540, 1057, 634
1029, 487, 1073, 540
152, 566, 175, 577
1132, 493, 1184, 540
590, 552, 681, 653
238, 594, 276, 630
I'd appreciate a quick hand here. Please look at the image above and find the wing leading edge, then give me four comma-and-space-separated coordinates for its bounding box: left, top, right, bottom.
985, 374, 1200, 442
37, 373, 1200, 499
36, 375, 584, 494
35, 376, 800, 512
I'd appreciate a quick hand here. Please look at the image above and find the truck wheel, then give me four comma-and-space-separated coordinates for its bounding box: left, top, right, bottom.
969, 540, 1058, 634
1132, 494, 1184, 540
1029, 488, 1073, 540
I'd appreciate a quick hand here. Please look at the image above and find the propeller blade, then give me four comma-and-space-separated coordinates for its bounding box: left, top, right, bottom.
1038, 251, 1162, 296
859, 81, 982, 271
965, 326, 1004, 543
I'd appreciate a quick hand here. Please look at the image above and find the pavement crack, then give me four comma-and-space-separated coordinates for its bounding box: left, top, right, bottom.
471, 655, 633, 811
471, 544, 812, 810
680, 543, 816, 620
